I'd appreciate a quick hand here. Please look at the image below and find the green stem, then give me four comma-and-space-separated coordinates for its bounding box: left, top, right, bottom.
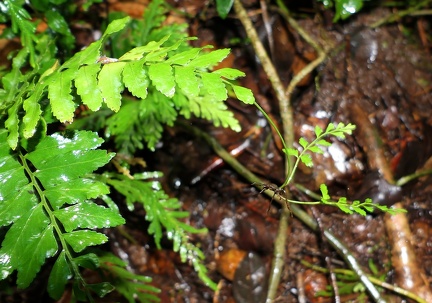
301, 260, 428, 303
370, 0, 432, 28
20, 152, 92, 299
395, 169, 432, 187
253, 101, 290, 178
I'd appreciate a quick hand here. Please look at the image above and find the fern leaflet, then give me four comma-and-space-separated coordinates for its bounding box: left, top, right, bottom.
0, 129, 124, 300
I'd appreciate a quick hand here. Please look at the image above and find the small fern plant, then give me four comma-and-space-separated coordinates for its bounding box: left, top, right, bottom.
243, 104, 406, 215
281, 122, 404, 215
0, 3, 254, 300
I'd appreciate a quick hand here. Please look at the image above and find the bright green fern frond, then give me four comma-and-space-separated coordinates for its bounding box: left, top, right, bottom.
0, 129, 124, 300
0, 17, 132, 150
1, 8, 253, 155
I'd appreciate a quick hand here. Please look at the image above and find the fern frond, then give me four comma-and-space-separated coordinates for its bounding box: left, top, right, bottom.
1, 0, 37, 66
99, 253, 160, 303
103, 173, 218, 290
0, 129, 124, 300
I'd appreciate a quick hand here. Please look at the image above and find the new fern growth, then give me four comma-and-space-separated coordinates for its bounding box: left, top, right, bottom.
284, 123, 405, 215
244, 116, 407, 216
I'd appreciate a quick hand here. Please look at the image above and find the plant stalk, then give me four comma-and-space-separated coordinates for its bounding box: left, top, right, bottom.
233, 1, 294, 301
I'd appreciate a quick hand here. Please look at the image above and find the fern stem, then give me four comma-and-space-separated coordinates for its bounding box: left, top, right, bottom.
253, 101, 290, 166
19, 152, 92, 299
300, 260, 428, 303
395, 169, 432, 187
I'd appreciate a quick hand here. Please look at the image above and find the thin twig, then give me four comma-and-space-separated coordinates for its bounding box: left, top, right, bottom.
233, 0, 294, 173
273, 1, 328, 100
266, 207, 290, 303
385, 203, 432, 302
395, 169, 432, 187
311, 207, 341, 303
301, 259, 428, 303
370, 0, 432, 28
233, 1, 293, 301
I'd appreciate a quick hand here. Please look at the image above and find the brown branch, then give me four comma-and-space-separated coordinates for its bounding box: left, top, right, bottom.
233, 0, 294, 172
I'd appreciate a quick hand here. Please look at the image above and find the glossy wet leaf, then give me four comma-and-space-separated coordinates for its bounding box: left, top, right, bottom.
148, 62, 176, 98
0, 130, 117, 292
54, 201, 125, 233
216, 0, 234, 18
75, 64, 103, 111
34, 149, 112, 188
47, 251, 72, 300
0, 204, 57, 288
0, 131, 38, 226
64, 230, 108, 253
98, 62, 126, 112
44, 179, 110, 209
334, 0, 363, 21
45, 10, 74, 41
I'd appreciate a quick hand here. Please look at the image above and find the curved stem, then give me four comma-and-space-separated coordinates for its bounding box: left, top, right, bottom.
301, 260, 428, 303
253, 101, 290, 171
395, 169, 432, 187
233, 0, 294, 175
